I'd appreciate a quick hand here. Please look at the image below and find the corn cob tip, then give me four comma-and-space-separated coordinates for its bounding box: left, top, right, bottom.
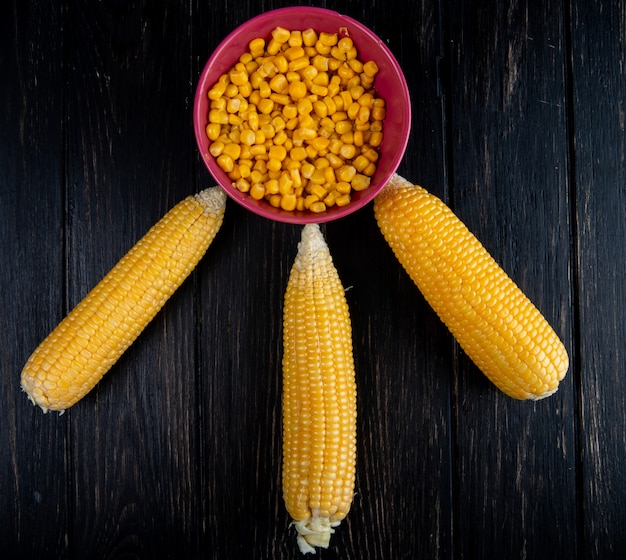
376, 172, 415, 199
195, 186, 227, 214
292, 516, 339, 554
295, 224, 327, 265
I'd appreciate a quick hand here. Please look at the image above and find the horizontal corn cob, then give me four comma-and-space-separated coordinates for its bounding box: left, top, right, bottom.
21, 187, 227, 412
282, 224, 357, 554
373, 174, 568, 400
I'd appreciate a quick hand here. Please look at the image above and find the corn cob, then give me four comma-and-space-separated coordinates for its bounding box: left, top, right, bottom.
282, 224, 357, 554
21, 186, 227, 412
373, 174, 568, 400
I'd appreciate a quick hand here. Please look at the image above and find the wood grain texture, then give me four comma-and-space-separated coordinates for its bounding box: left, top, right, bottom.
570, 0, 626, 556
1, 0, 625, 558
444, 0, 577, 558
0, 2, 69, 558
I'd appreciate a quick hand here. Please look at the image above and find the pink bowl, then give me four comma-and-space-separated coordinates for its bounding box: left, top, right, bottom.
194, 6, 411, 224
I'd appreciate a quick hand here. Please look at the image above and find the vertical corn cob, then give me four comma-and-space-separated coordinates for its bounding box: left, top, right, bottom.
282, 224, 357, 554
373, 174, 568, 400
21, 186, 227, 412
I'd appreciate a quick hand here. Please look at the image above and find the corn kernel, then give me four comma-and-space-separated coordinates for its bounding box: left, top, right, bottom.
280, 193, 297, 211
223, 143, 241, 160
216, 154, 234, 173
249, 183, 265, 199
205, 123, 221, 141
272, 26, 291, 43
310, 200, 327, 213
363, 60, 379, 77
273, 55, 289, 74
335, 193, 351, 206
249, 37, 265, 54
302, 28, 317, 46
208, 109, 229, 125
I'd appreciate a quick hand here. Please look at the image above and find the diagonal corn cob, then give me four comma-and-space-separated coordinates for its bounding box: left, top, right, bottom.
282, 224, 357, 554
373, 173, 568, 400
21, 186, 227, 412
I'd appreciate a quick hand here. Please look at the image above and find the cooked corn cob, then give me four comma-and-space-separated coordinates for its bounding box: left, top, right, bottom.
21, 187, 227, 412
373, 174, 568, 400
282, 224, 357, 554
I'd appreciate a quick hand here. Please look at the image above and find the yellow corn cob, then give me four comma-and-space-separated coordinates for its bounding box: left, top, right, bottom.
373, 174, 568, 400
282, 224, 357, 554
21, 186, 227, 412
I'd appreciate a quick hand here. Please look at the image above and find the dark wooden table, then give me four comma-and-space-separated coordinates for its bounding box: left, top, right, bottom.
2, 1, 624, 558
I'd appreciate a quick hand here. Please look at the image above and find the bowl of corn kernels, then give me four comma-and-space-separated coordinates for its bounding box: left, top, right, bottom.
194, 6, 411, 224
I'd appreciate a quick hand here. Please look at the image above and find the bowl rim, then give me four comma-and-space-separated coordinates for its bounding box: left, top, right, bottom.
193, 6, 411, 224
